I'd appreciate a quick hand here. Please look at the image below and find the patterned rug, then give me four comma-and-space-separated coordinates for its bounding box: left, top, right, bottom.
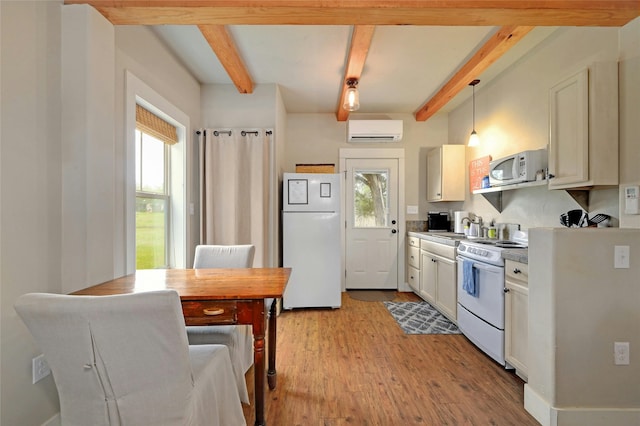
383, 301, 461, 335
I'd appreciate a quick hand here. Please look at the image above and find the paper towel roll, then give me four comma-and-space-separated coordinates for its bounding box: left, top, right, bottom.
454, 211, 469, 234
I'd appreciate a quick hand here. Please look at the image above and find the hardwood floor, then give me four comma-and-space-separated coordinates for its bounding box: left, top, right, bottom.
242, 291, 539, 425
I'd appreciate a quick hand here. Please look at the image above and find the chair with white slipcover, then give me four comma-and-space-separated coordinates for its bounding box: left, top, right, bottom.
14, 290, 246, 426
187, 244, 256, 404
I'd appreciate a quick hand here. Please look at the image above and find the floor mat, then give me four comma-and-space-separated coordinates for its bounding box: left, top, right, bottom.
383, 301, 461, 334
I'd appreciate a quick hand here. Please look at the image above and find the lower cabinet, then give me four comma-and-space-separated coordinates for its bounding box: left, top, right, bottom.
419, 240, 457, 323
504, 259, 529, 380
407, 236, 421, 292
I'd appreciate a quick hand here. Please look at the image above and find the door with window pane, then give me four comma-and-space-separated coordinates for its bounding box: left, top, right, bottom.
135, 129, 169, 269
345, 158, 399, 289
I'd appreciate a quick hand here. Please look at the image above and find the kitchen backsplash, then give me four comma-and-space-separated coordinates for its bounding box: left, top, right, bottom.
406, 220, 428, 232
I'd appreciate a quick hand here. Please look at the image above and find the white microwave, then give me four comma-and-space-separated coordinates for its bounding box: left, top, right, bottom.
489, 149, 547, 186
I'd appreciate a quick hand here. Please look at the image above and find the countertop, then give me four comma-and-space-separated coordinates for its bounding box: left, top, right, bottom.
407, 231, 529, 263
501, 248, 529, 264
407, 231, 465, 247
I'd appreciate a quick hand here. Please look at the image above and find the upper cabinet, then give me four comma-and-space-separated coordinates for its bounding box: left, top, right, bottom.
427, 145, 465, 202
548, 62, 618, 190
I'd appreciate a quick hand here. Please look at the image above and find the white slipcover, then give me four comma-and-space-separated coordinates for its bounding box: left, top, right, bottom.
188, 244, 256, 404
15, 290, 246, 426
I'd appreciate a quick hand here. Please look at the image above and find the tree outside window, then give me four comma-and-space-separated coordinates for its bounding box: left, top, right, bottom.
353, 170, 389, 228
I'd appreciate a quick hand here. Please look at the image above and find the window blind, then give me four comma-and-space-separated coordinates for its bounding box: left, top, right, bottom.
136, 104, 178, 145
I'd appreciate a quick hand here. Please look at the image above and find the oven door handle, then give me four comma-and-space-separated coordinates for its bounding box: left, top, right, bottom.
456, 256, 504, 273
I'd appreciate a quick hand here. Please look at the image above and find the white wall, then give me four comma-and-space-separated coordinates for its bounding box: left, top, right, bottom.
61, 5, 116, 294
0, 4, 205, 424
618, 18, 640, 228
201, 83, 278, 129
1, 2, 63, 424
447, 26, 623, 230
285, 112, 451, 221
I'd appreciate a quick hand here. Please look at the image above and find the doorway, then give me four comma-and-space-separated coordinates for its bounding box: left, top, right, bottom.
340, 149, 405, 290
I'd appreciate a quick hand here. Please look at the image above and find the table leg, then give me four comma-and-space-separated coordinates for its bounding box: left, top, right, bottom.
267, 299, 277, 390
253, 300, 267, 426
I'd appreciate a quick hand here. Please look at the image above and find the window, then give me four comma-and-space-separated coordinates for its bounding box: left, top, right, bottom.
135, 105, 177, 269
353, 169, 389, 228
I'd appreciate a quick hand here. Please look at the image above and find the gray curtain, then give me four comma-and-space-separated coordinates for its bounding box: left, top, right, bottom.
198, 129, 271, 267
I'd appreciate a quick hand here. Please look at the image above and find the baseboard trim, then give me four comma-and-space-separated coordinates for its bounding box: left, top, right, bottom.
525, 384, 640, 426
524, 384, 554, 426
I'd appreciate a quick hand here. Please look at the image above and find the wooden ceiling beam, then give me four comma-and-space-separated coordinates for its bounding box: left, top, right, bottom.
414, 25, 534, 122
64, 1, 640, 27
198, 25, 254, 94
336, 25, 376, 122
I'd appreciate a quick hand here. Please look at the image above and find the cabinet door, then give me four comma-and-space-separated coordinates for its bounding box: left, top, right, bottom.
505, 281, 528, 378
420, 251, 436, 304
426, 148, 442, 201
435, 257, 457, 322
549, 68, 589, 188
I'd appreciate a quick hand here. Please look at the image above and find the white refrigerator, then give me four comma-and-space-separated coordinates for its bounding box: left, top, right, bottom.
282, 173, 342, 309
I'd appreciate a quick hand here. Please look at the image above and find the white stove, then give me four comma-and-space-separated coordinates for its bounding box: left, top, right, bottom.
457, 231, 528, 266
456, 230, 528, 367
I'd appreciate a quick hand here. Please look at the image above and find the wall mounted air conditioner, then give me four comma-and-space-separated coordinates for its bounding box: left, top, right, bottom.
347, 119, 403, 143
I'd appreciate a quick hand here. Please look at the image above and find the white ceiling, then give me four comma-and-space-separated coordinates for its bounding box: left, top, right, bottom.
152, 25, 559, 116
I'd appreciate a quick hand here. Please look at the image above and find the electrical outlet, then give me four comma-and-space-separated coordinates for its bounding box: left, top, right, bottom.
32, 354, 51, 383
614, 245, 630, 269
614, 342, 630, 366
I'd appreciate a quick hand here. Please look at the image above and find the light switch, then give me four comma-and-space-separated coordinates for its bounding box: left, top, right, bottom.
406, 205, 418, 214
614, 245, 630, 269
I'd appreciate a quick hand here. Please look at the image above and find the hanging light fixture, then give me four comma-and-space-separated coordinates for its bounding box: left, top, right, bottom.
343, 78, 360, 111
468, 79, 480, 147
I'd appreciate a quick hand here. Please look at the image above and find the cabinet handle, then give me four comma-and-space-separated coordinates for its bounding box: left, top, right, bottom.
513, 268, 521, 274
503, 288, 510, 293
391, 229, 397, 234
203, 308, 225, 316
410, 275, 414, 280
548, 173, 555, 179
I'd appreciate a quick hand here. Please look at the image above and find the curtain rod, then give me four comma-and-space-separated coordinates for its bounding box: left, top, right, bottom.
195, 129, 273, 136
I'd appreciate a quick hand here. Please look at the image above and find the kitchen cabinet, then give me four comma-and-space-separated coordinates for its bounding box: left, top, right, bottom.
548, 62, 618, 191
419, 239, 457, 322
407, 236, 421, 292
427, 145, 465, 202
504, 259, 528, 380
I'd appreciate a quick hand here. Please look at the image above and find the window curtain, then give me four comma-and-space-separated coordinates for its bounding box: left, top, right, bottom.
198, 129, 271, 267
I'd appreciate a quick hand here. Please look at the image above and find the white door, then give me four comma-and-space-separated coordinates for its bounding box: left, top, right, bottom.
345, 158, 399, 289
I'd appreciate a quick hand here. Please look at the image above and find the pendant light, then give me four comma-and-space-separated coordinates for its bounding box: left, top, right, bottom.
468, 79, 480, 147
343, 78, 360, 111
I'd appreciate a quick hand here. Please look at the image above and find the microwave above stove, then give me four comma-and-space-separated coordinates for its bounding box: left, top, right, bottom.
489, 148, 547, 186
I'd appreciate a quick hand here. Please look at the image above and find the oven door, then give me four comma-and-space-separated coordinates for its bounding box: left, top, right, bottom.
456, 256, 505, 330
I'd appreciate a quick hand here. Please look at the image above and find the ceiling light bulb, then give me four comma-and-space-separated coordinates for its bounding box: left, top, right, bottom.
344, 87, 359, 111
468, 130, 480, 147
344, 79, 360, 111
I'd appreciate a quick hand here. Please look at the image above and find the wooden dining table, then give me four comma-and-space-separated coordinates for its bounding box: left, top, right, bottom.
72, 267, 291, 426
